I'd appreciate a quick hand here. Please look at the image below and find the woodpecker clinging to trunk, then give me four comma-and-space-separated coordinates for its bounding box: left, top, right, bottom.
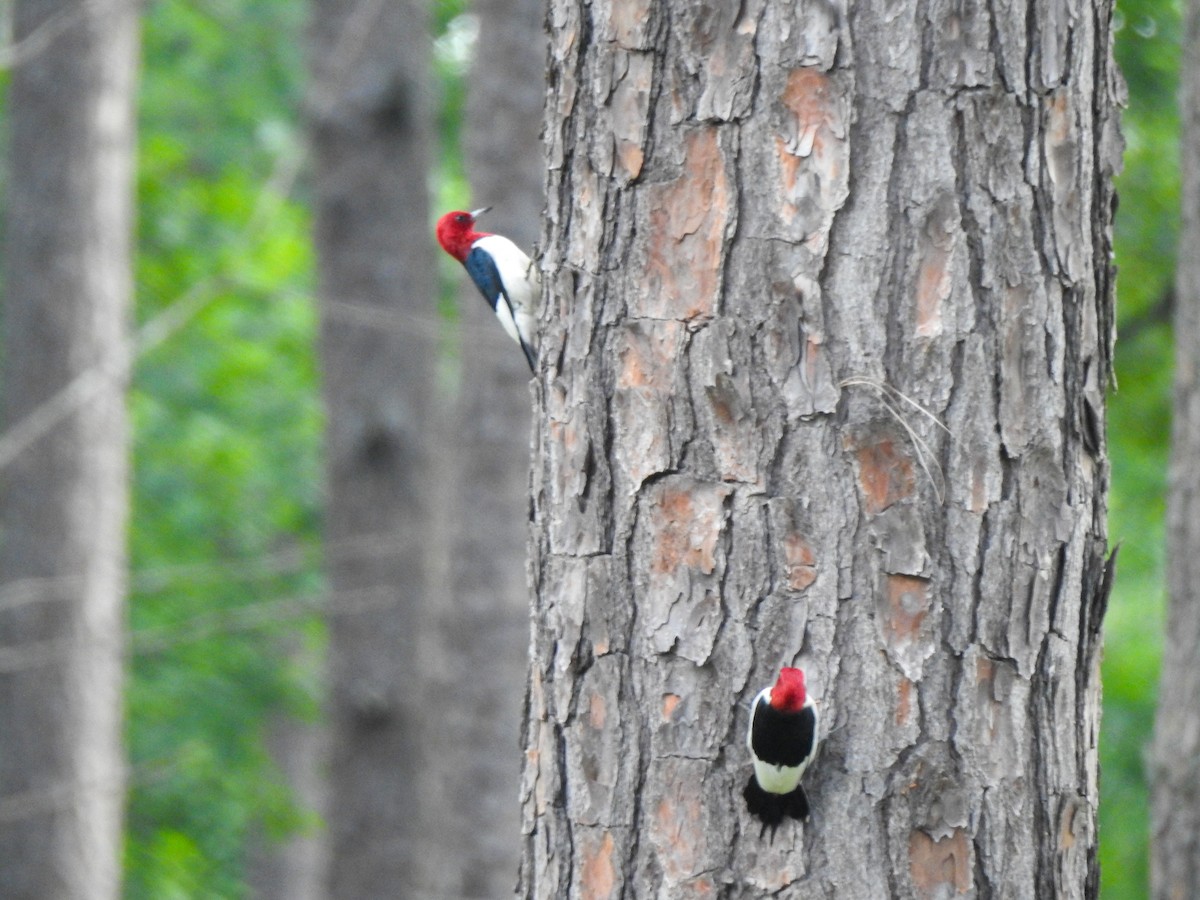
743, 666, 820, 839
435, 207, 538, 372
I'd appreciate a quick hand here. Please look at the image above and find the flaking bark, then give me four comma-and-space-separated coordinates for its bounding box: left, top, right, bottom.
522, 1, 1120, 897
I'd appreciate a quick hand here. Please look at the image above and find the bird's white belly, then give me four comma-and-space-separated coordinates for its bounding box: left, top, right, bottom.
473, 234, 538, 353
754, 759, 804, 795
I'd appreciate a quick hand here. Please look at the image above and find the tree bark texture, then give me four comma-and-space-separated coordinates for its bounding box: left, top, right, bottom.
522, 1, 1121, 898
308, 0, 436, 894
0, 0, 139, 897
413, 0, 545, 895
1150, 0, 1200, 895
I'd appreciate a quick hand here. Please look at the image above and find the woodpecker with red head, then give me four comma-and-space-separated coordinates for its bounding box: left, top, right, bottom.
743, 666, 820, 839
436, 207, 539, 372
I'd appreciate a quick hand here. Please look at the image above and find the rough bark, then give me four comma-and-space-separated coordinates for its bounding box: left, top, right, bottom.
0, 0, 139, 897
521, 1, 1121, 898
1150, 0, 1200, 894
308, 0, 436, 894
413, 0, 545, 895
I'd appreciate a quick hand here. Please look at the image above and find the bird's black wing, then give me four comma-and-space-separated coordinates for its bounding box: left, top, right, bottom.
750, 700, 817, 767
464, 246, 506, 311
464, 246, 536, 373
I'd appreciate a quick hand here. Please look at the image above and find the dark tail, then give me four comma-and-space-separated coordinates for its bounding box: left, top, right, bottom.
743, 775, 810, 841
519, 335, 536, 373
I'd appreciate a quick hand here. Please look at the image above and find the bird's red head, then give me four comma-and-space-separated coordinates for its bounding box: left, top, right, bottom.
435, 207, 491, 262
769, 667, 807, 712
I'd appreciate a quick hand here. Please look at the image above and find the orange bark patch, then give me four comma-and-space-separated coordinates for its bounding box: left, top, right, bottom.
886, 575, 931, 640
804, 335, 827, 391
609, 0, 651, 48
780, 68, 839, 155
619, 142, 645, 179
642, 129, 728, 321
915, 196, 958, 338
909, 828, 971, 894
782, 532, 817, 591
773, 67, 848, 248
1059, 798, 1084, 851
650, 488, 723, 576
915, 241, 951, 337
976, 656, 993, 687
896, 677, 914, 726
774, 135, 803, 223
589, 691, 607, 729
616, 322, 679, 389
551, 418, 579, 454
854, 438, 916, 514
581, 830, 616, 900
1046, 90, 1071, 150
661, 693, 682, 722
654, 792, 703, 879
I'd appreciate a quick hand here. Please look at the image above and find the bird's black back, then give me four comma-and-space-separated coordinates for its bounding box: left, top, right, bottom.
464, 246, 506, 311
750, 699, 816, 767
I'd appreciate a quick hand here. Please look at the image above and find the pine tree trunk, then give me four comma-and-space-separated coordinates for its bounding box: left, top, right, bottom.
308, 0, 436, 894
521, 2, 1121, 897
1150, 0, 1200, 894
0, 1, 139, 897
413, 0, 545, 895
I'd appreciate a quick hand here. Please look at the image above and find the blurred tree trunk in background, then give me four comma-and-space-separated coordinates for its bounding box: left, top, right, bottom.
246, 642, 328, 900
520, 1, 1120, 897
0, 0, 139, 897
1151, 0, 1200, 894
308, 0, 435, 894
415, 0, 544, 895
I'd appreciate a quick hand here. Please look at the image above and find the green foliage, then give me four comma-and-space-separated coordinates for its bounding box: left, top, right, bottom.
1102, 1, 1182, 896
126, 0, 320, 896
125, 1, 474, 894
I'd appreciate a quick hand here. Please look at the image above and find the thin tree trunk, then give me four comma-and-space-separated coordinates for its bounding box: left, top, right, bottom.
309, 0, 436, 894
414, 0, 544, 895
521, 2, 1120, 897
1150, 0, 1200, 894
0, 0, 139, 897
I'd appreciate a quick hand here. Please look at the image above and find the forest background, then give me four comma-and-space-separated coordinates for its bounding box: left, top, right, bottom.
0, 0, 1182, 896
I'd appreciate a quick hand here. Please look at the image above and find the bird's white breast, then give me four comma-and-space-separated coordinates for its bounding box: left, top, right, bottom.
473, 234, 539, 313
753, 758, 805, 795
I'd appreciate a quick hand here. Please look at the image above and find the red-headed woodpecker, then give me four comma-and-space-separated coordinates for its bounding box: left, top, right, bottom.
436, 207, 539, 372
743, 666, 820, 839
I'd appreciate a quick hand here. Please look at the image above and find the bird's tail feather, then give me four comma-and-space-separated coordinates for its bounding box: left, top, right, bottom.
519, 336, 536, 373
742, 775, 810, 841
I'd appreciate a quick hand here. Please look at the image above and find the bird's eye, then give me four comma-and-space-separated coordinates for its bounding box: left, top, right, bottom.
456, 213, 468, 223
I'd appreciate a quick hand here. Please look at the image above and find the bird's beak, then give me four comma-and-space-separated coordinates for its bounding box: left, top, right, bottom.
469, 206, 492, 219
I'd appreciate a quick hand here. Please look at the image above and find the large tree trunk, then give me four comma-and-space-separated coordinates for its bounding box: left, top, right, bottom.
521, 2, 1121, 898
413, 0, 544, 896
1151, 0, 1200, 894
0, 0, 139, 897
308, 0, 436, 894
